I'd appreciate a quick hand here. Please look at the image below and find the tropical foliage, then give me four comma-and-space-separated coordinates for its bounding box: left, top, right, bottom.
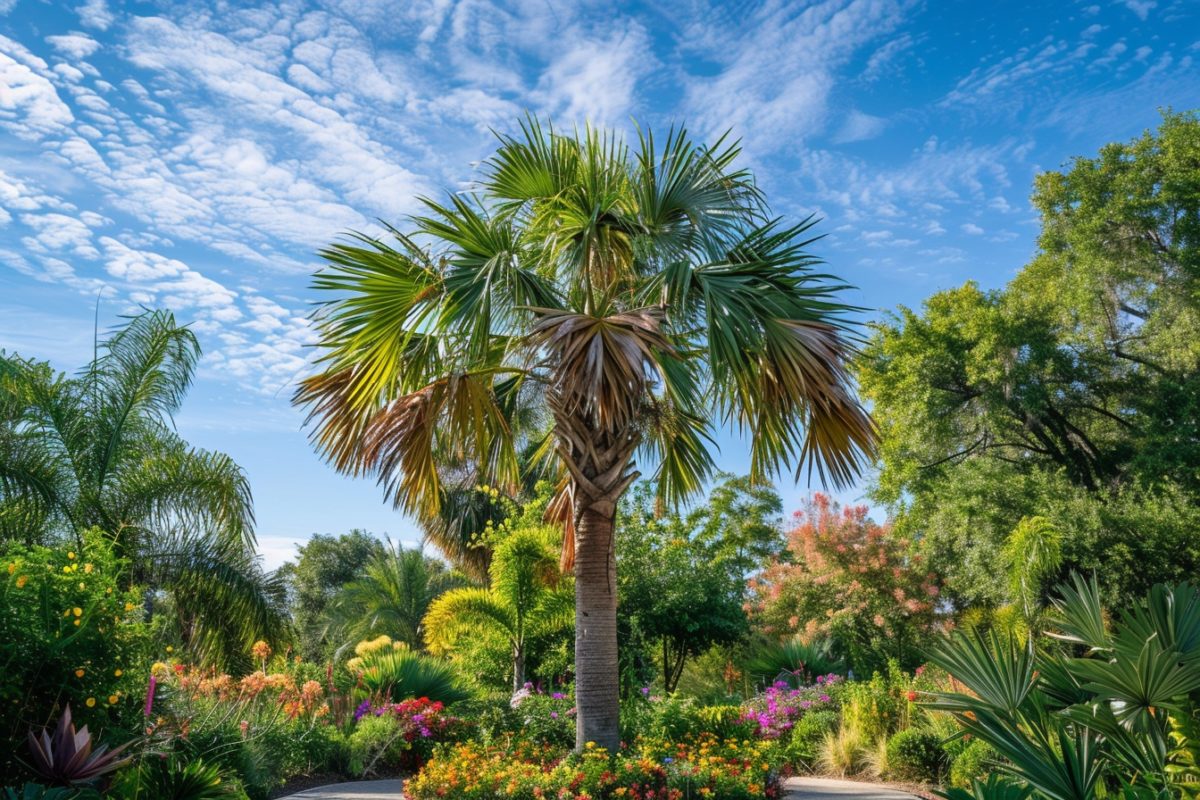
0, 311, 281, 665
293, 117, 876, 748
927, 574, 1200, 800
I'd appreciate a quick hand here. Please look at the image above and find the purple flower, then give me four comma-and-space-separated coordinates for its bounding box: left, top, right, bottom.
663, 757, 674, 764
353, 700, 372, 722
550, 711, 559, 719
641, 686, 650, 697
144, 675, 157, 717
819, 694, 831, 703
552, 692, 565, 700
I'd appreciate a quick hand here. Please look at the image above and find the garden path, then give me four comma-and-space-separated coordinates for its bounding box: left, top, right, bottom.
277, 776, 920, 799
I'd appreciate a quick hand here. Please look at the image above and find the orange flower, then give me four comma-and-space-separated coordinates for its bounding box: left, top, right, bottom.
15, 575, 27, 588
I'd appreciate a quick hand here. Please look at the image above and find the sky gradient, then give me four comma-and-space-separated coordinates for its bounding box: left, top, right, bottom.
1, 0, 1197, 567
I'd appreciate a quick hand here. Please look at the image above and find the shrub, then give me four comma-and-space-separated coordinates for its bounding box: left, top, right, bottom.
741, 676, 840, 738
108, 757, 246, 800
949, 739, 997, 788
785, 709, 838, 770
885, 729, 946, 782
347, 715, 410, 777
509, 688, 575, 748
351, 650, 469, 704
840, 666, 903, 743
1, 533, 150, 782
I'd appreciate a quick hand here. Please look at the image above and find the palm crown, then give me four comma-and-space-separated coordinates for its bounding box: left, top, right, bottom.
296, 118, 876, 748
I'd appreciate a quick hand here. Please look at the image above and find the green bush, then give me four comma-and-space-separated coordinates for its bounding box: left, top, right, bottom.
785, 709, 839, 769
948, 739, 997, 788
353, 650, 469, 704
511, 691, 575, 748
109, 757, 247, 800
885, 729, 947, 783
0, 532, 151, 783
347, 716, 410, 777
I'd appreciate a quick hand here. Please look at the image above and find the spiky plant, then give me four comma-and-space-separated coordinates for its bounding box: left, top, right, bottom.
295, 118, 876, 749
26, 705, 132, 787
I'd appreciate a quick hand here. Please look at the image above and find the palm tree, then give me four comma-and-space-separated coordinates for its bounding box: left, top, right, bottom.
322, 539, 464, 653
0, 310, 282, 665
294, 118, 876, 748
424, 524, 572, 693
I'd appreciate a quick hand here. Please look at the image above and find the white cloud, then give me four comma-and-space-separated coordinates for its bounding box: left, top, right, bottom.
961, 222, 984, 235
0, 42, 74, 137
1121, 0, 1155, 20
76, 0, 115, 30
833, 110, 888, 143
532, 23, 651, 126
45, 34, 101, 59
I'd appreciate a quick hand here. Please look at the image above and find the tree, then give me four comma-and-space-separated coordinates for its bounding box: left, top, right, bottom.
294, 119, 876, 749
277, 530, 384, 660
423, 520, 572, 692
616, 482, 752, 692
321, 539, 461, 655
857, 112, 1200, 612
0, 310, 282, 665
747, 493, 940, 674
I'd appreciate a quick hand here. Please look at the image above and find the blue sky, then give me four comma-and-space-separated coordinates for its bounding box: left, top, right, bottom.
1, 0, 1197, 567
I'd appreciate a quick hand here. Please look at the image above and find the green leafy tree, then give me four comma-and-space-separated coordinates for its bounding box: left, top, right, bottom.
616, 482, 753, 693
294, 119, 875, 748
323, 540, 463, 654
0, 311, 281, 665
277, 530, 384, 660
423, 520, 572, 693
859, 112, 1200, 612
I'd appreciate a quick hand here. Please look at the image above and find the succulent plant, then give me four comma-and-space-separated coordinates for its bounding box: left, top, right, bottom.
26, 705, 133, 786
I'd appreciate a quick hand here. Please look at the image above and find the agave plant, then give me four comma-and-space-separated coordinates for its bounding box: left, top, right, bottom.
927, 574, 1200, 800
26, 705, 133, 787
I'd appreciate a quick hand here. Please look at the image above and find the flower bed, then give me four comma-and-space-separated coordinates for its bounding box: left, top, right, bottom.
405, 734, 784, 800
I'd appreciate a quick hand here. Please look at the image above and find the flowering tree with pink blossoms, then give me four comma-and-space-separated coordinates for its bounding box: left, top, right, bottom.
747, 493, 941, 673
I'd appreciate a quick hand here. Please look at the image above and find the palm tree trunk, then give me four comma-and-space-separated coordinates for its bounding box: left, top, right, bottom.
512, 641, 526, 694
574, 503, 621, 752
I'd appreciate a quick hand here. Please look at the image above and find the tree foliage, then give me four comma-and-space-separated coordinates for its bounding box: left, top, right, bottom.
859, 111, 1200, 611
615, 478, 768, 693
294, 117, 875, 748
277, 530, 384, 660
747, 493, 940, 674
0, 311, 282, 666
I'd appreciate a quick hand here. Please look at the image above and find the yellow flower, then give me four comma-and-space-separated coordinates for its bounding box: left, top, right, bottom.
85, 697, 95, 707
124, 602, 134, 612
166, 646, 173, 653
108, 694, 119, 705
73, 619, 81, 626
114, 669, 123, 677
84, 563, 93, 574
16, 575, 27, 588
75, 669, 85, 678
63, 566, 72, 573
78, 582, 86, 590
67, 552, 76, 560
6, 562, 14, 574
73, 607, 82, 617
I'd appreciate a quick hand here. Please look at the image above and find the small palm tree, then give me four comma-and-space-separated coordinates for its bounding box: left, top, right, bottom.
0, 310, 281, 664
323, 540, 464, 653
424, 524, 572, 693
295, 118, 876, 748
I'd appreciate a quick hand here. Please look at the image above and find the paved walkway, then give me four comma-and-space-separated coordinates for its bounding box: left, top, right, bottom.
785, 776, 920, 800
279, 776, 918, 799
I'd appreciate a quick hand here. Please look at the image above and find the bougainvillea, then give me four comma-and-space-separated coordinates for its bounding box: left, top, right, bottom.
746, 494, 942, 673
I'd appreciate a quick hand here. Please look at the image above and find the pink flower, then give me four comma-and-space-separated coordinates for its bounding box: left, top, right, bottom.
144, 675, 157, 717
